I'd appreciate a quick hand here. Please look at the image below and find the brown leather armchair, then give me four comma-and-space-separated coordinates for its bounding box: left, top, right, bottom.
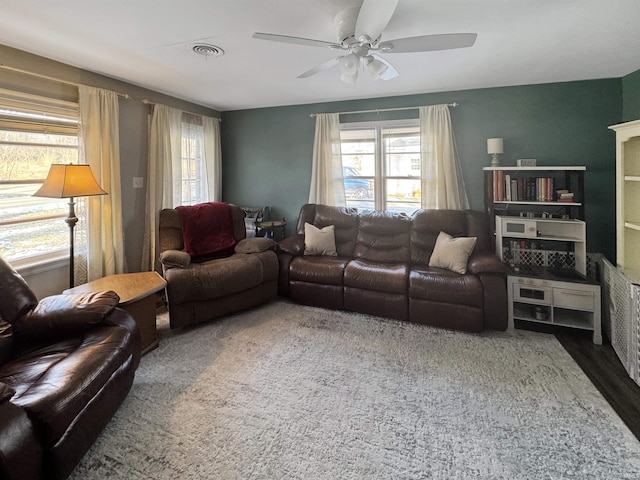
158, 203, 279, 329
0, 256, 140, 480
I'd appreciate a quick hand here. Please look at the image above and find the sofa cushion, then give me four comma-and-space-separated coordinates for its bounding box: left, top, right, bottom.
297, 204, 359, 257
409, 267, 483, 308
411, 209, 468, 265
354, 210, 412, 263
344, 259, 408, 294
176, 202, 237, 257
290, 256, 349, 286
304, 223, 337, 256
428, 231, 477, 274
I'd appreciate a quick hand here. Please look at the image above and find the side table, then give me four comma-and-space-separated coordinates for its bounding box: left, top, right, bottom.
256, 219, 287, 241
507, 273, 602, 344
64, 272, 167, 355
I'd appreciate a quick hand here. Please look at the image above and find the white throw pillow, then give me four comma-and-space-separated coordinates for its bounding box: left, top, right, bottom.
304, 223, 338, 256
429, 231, 477, 274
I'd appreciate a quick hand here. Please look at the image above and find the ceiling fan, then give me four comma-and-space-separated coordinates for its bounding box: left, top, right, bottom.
252, 0, 477, 84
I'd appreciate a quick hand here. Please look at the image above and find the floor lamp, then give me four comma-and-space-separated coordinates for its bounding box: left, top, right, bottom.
33, 164, 107, 289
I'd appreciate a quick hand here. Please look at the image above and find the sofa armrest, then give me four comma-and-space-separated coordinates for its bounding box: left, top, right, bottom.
476, 272, 508, 331
277, 234, 305, 256
467, 253, 510, 275
160, 249, 191, 269
14, 291, 120, 338
235, 237, 276, 254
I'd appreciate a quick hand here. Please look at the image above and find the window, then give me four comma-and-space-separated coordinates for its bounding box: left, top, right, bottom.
179, 113, 207, 205
340, 120, 421, 214
0, 90, 79, 263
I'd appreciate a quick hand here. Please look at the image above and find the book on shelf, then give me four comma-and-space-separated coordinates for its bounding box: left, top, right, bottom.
556, 188, 574, 202
491, 171, 558, 202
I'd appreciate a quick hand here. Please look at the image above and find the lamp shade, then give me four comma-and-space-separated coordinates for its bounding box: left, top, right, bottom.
487, 138, 504, 155
33, 164, 107, 198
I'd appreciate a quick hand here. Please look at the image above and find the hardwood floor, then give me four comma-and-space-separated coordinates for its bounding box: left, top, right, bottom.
515, 320, 640, 441
556, 330, 640, 441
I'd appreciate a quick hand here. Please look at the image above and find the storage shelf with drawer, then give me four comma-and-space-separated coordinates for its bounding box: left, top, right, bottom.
507, 274, 602, 344
496, 215, 587, 275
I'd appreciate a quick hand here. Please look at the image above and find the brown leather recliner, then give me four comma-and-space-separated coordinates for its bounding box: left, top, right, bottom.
277, 204, 508, 333
158, 203, 279, 329
0, 256, 140, 480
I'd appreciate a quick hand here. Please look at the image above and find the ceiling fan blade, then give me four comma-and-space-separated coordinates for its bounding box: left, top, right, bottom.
379, 33, 477, 53
252, 32, 339, 49
297, 56, 342, 78
354, 0, 399, 42
371, 54, 398, 81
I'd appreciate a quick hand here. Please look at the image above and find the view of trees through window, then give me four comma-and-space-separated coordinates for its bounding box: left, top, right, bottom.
0, 130, 78, 261
340, 121, 421, 214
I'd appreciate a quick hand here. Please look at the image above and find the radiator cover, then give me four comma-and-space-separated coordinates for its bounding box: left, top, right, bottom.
602, 258, 640, 386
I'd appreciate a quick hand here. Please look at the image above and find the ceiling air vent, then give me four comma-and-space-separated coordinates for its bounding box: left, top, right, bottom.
191, 44, 225, 57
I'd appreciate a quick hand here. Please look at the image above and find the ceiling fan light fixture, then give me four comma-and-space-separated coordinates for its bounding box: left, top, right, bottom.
339, 53, 359, 75
340, 71, 358, 84
365, 56, 388, 79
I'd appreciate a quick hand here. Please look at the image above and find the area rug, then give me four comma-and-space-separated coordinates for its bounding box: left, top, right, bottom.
70, 299, 640, 479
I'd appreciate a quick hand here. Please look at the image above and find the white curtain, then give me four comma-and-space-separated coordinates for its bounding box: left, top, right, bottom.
143, 104, 181, 272
142, 105, 222, 271
204, 116, 222, 201
309, 113, 345, 206
419, 104, 469, 210
78, 85, 125, 283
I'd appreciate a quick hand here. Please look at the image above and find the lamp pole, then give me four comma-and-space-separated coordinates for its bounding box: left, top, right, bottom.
65, 197, 78, 289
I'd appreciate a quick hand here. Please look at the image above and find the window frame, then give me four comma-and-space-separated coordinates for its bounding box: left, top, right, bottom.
340, 118, 421, 213
178, 112, 208, 206
0, 89, 80, 265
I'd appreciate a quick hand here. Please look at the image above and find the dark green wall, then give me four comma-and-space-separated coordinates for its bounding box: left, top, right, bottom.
221, 79, 621, 261
623, 68, 640, 122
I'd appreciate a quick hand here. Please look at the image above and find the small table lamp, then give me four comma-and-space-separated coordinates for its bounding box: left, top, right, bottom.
33, 164, 107, 288
487, 138, 504, 167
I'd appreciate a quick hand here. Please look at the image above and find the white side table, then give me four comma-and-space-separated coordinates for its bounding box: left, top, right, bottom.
507, 273, 602, 344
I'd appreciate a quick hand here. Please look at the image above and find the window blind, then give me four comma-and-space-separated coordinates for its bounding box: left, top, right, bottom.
0, 88, 79, 135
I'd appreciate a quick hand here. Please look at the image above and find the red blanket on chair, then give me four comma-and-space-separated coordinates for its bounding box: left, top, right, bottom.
176, 202, 237, 258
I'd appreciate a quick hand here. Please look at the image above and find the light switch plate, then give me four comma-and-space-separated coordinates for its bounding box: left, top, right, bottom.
133, 176, 144, 188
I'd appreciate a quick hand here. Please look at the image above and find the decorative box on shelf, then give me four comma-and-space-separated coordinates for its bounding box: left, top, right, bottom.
516, 159, 537, 167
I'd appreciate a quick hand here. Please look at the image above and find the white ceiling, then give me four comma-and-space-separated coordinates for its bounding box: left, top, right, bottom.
1, 0, 639, 112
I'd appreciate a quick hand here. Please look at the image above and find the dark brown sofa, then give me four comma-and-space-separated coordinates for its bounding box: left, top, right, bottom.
158, 203, 279, 328
277, 204, 508, 332
0, 256, 140, 480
